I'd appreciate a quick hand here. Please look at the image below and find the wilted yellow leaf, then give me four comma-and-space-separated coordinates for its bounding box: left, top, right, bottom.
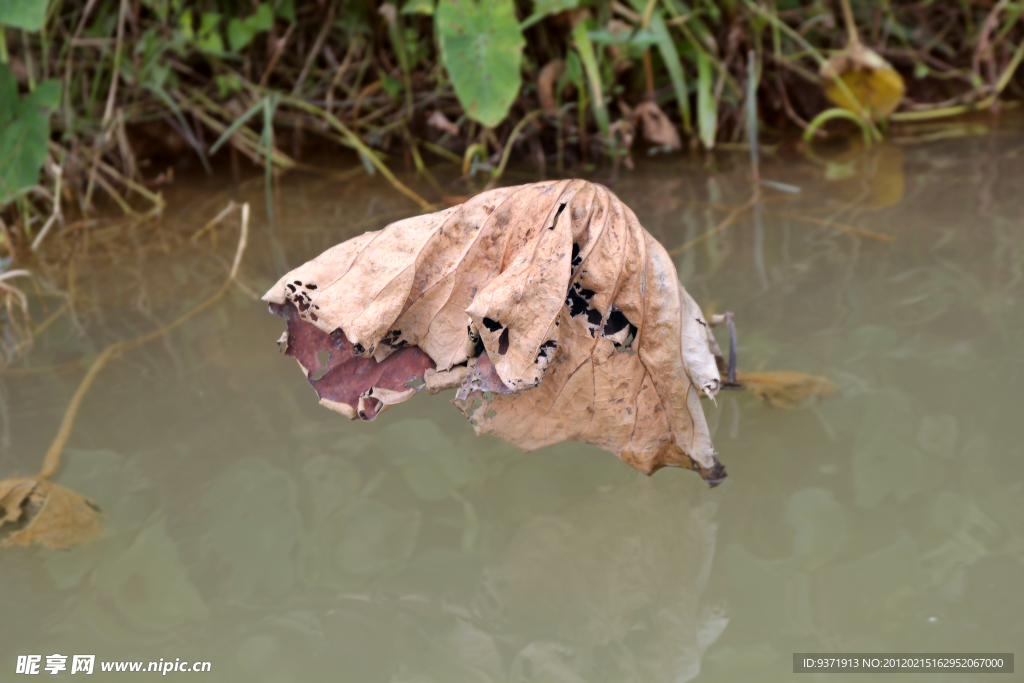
822, 44, 905, 120
632, 101, 682, 150
264, 180, 726, 483
736, 371, 839, 410
0, 477, 103, 550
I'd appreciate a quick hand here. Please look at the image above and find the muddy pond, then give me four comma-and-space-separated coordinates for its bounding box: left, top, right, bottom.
2, 131, 1023, 682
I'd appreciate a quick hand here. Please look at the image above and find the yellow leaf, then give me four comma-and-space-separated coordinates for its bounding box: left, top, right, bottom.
822, 45, 905, 120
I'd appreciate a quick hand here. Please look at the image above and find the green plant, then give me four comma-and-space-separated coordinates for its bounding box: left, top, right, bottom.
436, 0, 525, 128
0, 0, 48, 32
0, 64, 60, 206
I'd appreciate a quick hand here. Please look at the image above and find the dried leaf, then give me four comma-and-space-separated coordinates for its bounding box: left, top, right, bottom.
736, 371, 839, 410
0, 477, 103, 550
822, 44, 905, 120
632, 101, 681, 150
270, 300, 435, 421
427, 110, 460, 137
537, 59, 564, 117
264, 180, 726, 483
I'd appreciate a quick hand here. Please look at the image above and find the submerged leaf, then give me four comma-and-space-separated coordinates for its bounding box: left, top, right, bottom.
0, 477, 104, 550
264, 180, 726, 483
736, 371, 839, 410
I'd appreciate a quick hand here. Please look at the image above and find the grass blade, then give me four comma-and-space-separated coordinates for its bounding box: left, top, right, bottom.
209, 97, 266, 155
572, 21, 611, 145
696, 51, 716, 149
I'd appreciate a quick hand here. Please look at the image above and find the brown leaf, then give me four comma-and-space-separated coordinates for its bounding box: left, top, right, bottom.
736, 371, 839, 410
264, 181, 726, 483
632, 101, 682, 150
0, 477, 103, 550
537, 60, 564, 117
427, 110, 461, 137
270, 301, 435, 421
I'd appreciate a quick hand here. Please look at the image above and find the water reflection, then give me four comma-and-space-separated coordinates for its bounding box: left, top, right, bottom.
3, 132, 1024, 681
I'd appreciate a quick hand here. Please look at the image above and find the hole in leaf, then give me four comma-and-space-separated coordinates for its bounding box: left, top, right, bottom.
565, 282, 595, 317
571, 242, 582, 269
482, 317, 503, 332
548, 202, 566, 229
534, 339, 558, 363
603, 309, 629, 336
498, 327, 510, 355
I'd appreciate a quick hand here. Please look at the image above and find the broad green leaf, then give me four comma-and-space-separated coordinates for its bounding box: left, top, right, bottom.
0, 0, 49, 31
522, 0, 577, 29
696, 50, 716, 149
196, 12, 224, 53
20, 78, 62, 113
437, 0, 524, 128
226, 4, 273, 54
0, 64, 17, 125
227, 18, 256, 52
177, 8, 195, 40
0, 72, 61, 205
250, 3, 274, 30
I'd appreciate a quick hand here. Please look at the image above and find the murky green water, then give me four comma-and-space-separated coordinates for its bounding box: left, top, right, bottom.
3, 134, 1023, 682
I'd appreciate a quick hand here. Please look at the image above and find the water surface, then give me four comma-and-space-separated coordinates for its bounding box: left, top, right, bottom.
3, 133, 1023, 682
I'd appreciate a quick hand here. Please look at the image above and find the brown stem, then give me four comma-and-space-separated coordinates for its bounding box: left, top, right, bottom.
38, 204, 250, 480
839, 0, 860, 48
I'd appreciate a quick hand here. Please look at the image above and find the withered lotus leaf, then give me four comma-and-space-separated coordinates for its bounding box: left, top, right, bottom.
264, 180, 726, 483
0, 477, 104, 550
